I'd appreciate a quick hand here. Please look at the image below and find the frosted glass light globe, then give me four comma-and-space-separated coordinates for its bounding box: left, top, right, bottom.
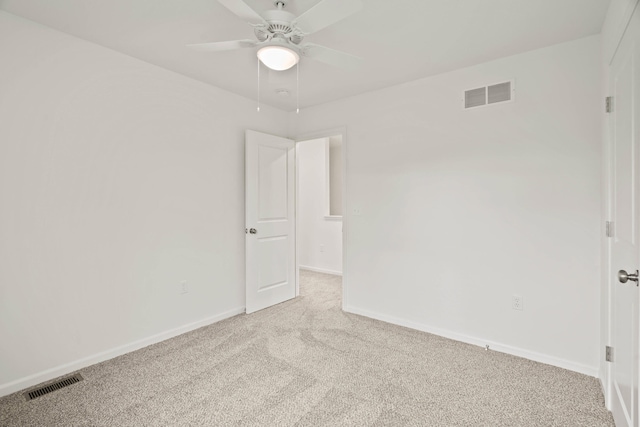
257, 46, 299, 71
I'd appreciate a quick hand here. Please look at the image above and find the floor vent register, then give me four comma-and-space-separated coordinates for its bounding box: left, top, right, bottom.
24, 374, 84, 401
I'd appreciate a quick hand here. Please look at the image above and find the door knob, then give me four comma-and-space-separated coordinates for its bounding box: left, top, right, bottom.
618, 269, 639, 284
249, 228, 257, 234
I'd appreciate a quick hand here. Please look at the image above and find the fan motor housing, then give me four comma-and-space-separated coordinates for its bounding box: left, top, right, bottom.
257, 9, 304, 45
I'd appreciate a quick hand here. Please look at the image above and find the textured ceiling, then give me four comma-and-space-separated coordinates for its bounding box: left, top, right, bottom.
0, 0, 610, 111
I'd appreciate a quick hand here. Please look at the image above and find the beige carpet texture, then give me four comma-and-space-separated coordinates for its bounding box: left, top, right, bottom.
0, 270, 614, 426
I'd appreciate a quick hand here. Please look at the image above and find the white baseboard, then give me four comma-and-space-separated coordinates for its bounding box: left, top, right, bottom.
343, 305, 598, 378
299, 265, 342, 276
0, 306, 245, 398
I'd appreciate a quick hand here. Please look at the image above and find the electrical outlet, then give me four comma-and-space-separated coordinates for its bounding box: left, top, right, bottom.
512, 295, 523, 311
180, 280, 188, 294
320, 244, 325, 253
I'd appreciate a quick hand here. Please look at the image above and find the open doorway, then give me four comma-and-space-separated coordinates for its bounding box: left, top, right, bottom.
296, 131, 345, 302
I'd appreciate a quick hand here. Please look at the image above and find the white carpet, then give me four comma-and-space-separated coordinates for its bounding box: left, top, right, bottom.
0, 270, 614, 426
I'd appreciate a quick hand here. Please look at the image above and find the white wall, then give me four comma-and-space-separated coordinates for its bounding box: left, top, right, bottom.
0, 11, 288, 396
297, 138, 343, 275
289, 35, 602, 375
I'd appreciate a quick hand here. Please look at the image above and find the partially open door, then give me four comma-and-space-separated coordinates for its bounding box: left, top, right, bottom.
609, 6, 640, 426
245, 130, 296, 314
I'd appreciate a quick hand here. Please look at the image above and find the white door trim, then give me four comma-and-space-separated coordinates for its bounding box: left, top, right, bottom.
604, 0, 640, 66
294, 127, 348, 308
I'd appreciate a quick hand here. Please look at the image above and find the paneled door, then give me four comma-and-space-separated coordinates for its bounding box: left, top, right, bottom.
610, 6, 640, 426
245, 130, 296, 314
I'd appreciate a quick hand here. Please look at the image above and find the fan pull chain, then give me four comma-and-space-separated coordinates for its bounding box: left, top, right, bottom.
257, 59, 261, 112
296, 62, 300, 114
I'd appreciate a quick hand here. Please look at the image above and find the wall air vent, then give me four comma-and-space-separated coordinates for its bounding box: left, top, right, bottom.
24, 374, 84, 401
464, 80, 514, 109
465, 87, 486, 109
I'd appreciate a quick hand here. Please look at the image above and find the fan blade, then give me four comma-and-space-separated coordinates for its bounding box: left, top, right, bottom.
187, 39, 257, 52
302, 43, 362, 70
217, 0, 266, 25
295, 0, 363, 34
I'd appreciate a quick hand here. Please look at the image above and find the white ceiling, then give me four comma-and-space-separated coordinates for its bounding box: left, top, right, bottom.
0, 0, 610, 111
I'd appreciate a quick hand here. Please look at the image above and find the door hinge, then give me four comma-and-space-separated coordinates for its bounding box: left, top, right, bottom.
606, 346, 613, 362
606, 96, 613, 113
606, 221, 614, 238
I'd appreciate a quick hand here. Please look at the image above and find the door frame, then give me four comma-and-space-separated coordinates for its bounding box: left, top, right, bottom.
603, 47, 615, 408
293, 127, 348, 309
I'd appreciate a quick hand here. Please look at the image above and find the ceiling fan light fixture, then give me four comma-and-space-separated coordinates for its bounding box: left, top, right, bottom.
257, 45, 299, 71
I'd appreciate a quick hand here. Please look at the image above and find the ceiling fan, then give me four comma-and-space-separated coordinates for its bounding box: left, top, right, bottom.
188, 0, 363, 71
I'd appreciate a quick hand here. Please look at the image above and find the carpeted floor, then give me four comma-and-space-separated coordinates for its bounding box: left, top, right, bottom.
0, 270, 614, 426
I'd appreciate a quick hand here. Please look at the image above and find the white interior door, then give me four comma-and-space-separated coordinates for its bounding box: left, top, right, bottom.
610, 7, 640, 427
245, 130, 296, 314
